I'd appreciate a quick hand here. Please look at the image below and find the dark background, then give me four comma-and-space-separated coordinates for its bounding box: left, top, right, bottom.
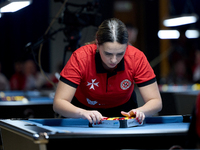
0, 0, 200, 84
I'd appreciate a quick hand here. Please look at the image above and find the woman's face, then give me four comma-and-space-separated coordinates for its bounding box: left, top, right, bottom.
98, 41, 127, 70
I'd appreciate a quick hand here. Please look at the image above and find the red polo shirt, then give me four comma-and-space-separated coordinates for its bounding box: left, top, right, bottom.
60, 44, 156, 108
196, 92, 200, 137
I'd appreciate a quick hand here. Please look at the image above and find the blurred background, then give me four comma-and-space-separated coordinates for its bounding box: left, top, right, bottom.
0, 0, 200, 117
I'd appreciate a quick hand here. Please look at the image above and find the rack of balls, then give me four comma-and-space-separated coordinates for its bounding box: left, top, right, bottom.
89, 117, 143, 128
0, 96, 27, 101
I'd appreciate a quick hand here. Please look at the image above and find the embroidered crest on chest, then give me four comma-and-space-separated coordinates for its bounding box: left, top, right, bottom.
87, 79, 99, 90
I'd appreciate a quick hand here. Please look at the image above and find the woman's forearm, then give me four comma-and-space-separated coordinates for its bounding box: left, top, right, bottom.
137, 98, 162, 117
53, 81, 84, 118
138, 82, 162, 117
53, 99, 103, 124
53, 99, 84, 118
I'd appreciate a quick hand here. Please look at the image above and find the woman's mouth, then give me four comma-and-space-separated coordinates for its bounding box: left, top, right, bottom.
109, 63, 116, 67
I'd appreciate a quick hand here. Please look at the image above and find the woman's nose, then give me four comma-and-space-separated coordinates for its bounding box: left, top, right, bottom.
111, 55, 117, 63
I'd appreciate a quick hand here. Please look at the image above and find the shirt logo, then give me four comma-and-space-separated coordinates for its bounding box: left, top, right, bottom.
86, 98, 98, 105
120, 79, 131, 90
87, 79, 99, 90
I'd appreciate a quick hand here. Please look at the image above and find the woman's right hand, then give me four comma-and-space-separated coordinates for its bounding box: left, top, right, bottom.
78, 109, 103, 124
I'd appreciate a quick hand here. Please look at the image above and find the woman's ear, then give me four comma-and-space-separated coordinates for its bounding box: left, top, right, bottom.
95, 39, 100, 52
95, 39, 98, 45
95, 39, 99, 48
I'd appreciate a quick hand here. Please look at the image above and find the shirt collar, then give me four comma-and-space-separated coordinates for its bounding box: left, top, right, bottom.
95, 52, 125, 74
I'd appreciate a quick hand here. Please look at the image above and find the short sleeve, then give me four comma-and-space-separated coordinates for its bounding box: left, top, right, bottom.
60, 52, 83, 85
133, 51, 156, 85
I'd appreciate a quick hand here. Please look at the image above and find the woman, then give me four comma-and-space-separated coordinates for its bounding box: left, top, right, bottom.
53, 18, 162, 124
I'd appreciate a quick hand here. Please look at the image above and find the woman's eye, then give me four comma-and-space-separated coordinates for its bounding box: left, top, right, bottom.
104, 52, 124, 56
105, 52, 112, 56
117, 53, 123, 56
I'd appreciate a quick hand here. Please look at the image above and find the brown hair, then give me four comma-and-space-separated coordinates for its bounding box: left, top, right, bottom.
85, 18, 128, 46
96, 18, 129, 45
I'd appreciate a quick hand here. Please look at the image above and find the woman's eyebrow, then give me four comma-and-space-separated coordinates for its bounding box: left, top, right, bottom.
104, 51, 125, 55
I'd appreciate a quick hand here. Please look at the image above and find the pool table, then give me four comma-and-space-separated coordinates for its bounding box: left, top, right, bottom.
0, 115, 190, 150
158, 84, 200, 115
0, 90, 55, 118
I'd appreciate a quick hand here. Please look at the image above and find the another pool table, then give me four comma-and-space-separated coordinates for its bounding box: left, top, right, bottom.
0, 115, 190, 150
0, 90, 55, 118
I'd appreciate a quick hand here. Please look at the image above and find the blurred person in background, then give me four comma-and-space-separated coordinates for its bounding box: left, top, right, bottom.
10, 60, 26, 90
193, 49, 200, 83
126, 23, 138, 46
0, 62, 9, 90
166, 59, 190, 84
23, 59, 49, 90
164, 29, 194, 84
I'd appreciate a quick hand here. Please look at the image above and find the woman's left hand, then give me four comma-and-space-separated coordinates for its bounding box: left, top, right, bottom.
121, 109, 145, 124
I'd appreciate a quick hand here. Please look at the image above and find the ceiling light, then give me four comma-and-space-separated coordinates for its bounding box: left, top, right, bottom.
158, 30, 180, 39
163, 14, 198, 27
0, 0, 32, 13
185, 29, 200, 39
